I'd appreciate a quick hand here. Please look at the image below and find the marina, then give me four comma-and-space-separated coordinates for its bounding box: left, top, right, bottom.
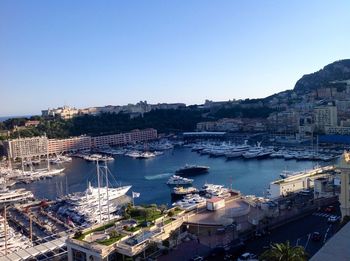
0, 141, 340, 259
11, 145, 327, 205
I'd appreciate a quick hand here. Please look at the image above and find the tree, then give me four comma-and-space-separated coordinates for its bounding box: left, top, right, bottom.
167, 210, 174, 217
159, 204, 167, 214
73, 230, 83, 239
260, 241, 308, 261
169, 229, 179, 247
109, 230, 119, 238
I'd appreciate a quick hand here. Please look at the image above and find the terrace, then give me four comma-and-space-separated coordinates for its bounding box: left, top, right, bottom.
67, 205, 188, 258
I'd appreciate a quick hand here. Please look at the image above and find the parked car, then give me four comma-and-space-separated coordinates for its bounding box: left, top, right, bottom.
209, 246, 226, 258
311, 232, 322, 241
238, 252, 258, 261
325, 205, 336, 213
190, 255, 203, 261
327, 215, 339, 223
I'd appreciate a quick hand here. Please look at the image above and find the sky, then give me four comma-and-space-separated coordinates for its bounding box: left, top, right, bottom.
0, 1, 349, 116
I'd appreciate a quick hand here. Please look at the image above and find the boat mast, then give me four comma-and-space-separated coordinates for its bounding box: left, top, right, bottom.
18, 135, 24, 174
65, 175, 69, 195
4, 205, 8, 256
104, 161, 110, 221
7, 151, 12, 170
46, 134, 50, 171
96, 160, 102, 223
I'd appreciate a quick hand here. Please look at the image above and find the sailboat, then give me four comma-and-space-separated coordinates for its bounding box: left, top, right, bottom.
60, 161, 131, 225
17, 134, 65, 182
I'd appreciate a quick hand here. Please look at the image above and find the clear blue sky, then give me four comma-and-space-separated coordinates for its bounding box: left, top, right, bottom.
1, 0, 349, 116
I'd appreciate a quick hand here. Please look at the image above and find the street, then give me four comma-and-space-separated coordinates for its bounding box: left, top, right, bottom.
244, 207, 342, 258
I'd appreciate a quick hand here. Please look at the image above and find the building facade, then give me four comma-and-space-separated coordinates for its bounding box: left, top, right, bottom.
48, 136, 92, 154
5, 129, 158, 159
338, 152, 350, 219
5, 136, 49, 159
314, 105, 338, 133
91, 128, 157, 148
42, 106, 79, 120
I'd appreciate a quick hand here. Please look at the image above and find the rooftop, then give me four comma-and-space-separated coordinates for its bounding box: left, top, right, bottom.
207, 197, 224, 203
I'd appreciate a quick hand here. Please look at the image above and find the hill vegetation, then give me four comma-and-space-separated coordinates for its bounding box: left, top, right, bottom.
294, 59, 350, 93
0, 104, 277, 139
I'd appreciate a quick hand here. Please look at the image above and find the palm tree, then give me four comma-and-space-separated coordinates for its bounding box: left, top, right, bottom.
260, 241, 308, 261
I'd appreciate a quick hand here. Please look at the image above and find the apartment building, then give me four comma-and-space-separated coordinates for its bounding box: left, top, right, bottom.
4, 129, 158, 159
5, 136, 49, 159
314, 104, 338, 133
267, 110, 299, 133
91, 128, 157, 147
196, 118, 241, 132
298, 114, 314, 138
48, 136, 92, 154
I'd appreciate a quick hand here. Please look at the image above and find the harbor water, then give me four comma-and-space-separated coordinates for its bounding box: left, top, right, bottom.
15, 147, 320, 205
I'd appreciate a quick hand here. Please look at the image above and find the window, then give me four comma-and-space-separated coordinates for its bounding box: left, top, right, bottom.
72, 248, 87, 261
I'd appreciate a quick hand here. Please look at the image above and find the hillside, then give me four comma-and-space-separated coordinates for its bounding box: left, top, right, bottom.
294, 59, 350, 93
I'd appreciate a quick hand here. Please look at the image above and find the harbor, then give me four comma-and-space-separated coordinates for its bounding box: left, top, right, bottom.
11, 145, 325, 205
0, 140, 344, 259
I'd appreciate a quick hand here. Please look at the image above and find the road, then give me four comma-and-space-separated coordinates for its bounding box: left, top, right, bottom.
244, 207, 342, 258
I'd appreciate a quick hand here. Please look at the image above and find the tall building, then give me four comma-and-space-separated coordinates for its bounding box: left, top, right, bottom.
4, 136, 48, 159
267, 110, 299, 133
314, 104, 337, 133
298, 114, 314, 138
338, 151, 350, 219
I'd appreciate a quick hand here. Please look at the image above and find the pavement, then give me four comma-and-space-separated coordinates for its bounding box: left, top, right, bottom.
158, 240, 211, 261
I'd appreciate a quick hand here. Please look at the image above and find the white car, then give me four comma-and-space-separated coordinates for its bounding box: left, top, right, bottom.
238, 252, 258, 261
327, 215, 339, 223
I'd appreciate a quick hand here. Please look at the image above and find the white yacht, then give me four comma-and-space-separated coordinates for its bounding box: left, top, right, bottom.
0, 214, 32, 256
125, 151, 142, 158
242, 147, 264, 159
0, 178, 34, 205
84, 154, 114, 162
225, 145, 251, 158
136, 151, 156, 159
65, 182, 131, 207
61, 163, 131, 224
61, 181, 131, 224
200, 183, 230, 198
166, 175, 193, 185
172, 194, 205, 209
242, 143, 274, 159
50, 155, 72, 164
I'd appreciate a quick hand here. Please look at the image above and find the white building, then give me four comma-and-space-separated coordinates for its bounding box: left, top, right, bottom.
4, 136, 48, 159
42, 106, 79, 120
206, 197, 225, 211
268, 166, 334, 199
314, 105, 338, 133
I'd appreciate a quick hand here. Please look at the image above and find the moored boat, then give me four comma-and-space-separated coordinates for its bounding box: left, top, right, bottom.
175, 165, 209, 176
